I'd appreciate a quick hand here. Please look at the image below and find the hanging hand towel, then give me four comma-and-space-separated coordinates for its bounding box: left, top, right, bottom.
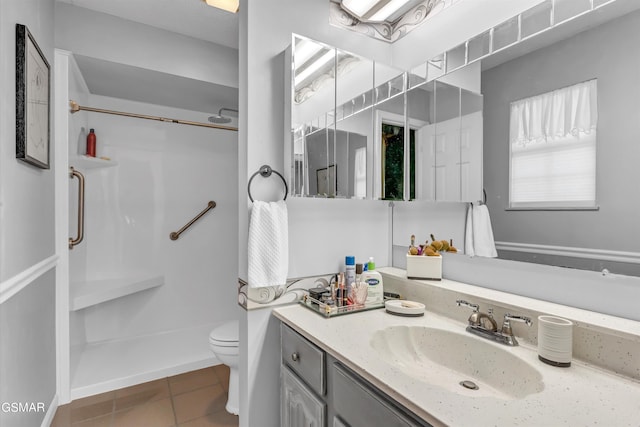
471, 204, 498, 258
465, 204, 498, 258
465, 204, 475, 256
248, 200, 289, 288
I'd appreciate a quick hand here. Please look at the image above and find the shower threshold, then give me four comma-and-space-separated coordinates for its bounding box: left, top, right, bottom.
69, 323, 220, 401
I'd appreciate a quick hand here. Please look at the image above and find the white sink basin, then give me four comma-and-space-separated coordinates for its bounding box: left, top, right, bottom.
370, 326, 544, 400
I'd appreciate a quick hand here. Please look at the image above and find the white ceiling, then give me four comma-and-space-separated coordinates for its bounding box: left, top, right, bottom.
56, 0, 239, 49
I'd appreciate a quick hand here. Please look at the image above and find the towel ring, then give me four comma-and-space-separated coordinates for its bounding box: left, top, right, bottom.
247, 165, 288, 203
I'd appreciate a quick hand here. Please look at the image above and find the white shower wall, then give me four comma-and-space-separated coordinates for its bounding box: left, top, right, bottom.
70, 94, 238, 344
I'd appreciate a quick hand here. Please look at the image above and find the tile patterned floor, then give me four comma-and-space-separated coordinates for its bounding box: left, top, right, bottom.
51, 366, 238, 427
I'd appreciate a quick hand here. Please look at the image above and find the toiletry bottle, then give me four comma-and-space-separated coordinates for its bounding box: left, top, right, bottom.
362, 257, 384, 305
341, 281, 347, 307
349, 263, 364, 305
86, 128, 97, 157
345, 256, 356, 303
331, 274, 337, 305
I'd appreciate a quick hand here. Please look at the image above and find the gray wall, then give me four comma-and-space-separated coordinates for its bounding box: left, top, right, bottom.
0, 0, 57, 424
0, 271, 56, 427
482, 10, 640, 256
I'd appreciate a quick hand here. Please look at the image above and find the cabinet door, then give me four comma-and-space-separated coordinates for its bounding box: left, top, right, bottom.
282, 366, 326, 427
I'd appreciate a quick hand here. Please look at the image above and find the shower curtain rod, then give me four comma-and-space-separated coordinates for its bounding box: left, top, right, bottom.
69, 100, 238, 132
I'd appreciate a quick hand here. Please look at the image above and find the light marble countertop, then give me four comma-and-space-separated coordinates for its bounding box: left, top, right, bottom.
273, 302, 640, 426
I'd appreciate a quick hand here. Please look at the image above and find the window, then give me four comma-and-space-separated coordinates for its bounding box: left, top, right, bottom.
381, 123, 415, 200
509, 79, 597, 209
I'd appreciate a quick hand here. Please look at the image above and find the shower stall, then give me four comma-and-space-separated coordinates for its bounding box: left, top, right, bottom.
55, 50, 238, 402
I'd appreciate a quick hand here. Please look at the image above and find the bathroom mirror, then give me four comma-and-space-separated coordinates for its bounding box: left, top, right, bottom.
333, 46, 374, 198
477, 0, 640, 275
289, 35, 337, 196
400, 0, 639, 276
286, 34, 482, 202
288, 35, 376, 198
286, 0, 640, 275
407, 65, 484, 203
372, 61, 408, 200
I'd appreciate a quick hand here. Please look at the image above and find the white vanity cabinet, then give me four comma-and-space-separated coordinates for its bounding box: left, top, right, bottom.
281, 323, 327, 427
282, 366, 326, 427
281, 323, 432, 427
331, 362, 430, 427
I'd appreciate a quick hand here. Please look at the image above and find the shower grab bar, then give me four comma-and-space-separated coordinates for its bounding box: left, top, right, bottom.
170, 201, 216, 241
69, 167, 85, 249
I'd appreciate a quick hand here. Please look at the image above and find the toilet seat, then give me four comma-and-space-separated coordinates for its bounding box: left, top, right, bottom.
209, 337, 238, 349
209, 320, 239, 354
209, 320, 238, 340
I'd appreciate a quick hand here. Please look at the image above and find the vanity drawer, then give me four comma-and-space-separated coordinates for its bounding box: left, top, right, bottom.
281, 324, 325, 396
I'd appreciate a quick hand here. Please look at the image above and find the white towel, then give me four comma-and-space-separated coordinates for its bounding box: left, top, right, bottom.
465, 205, 475, 256
465, 204, 498, 258
248, 200, 289, 288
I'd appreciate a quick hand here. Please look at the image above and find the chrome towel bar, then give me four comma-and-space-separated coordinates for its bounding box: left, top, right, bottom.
170, 201, 216, 241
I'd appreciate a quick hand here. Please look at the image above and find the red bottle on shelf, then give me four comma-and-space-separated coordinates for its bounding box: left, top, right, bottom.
86, 128, 96, 157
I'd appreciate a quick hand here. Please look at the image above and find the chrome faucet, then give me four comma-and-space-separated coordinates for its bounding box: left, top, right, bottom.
500, 313, 532, 346
456, 300, 497, 331
456, 300, 531, 346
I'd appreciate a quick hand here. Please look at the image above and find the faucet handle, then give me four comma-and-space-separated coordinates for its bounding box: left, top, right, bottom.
501, 313, 532, 336
456, 300, 479, 312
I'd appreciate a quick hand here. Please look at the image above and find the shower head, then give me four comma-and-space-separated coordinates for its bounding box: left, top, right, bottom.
208, 107, 238, 124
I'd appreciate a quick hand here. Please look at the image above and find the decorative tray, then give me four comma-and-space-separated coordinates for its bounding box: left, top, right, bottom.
299, 294, 385, 318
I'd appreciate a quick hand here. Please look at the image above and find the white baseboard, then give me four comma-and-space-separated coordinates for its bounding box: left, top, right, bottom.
495, 241, 640, 264
41, 394, 58, 427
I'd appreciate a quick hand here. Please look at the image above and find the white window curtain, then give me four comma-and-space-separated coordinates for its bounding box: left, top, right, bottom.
510, 79, 597, 146
509, 79, 597, 208
354, 147, 366, 198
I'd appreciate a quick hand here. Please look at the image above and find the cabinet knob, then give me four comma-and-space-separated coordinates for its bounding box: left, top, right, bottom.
291, 352, 299, 362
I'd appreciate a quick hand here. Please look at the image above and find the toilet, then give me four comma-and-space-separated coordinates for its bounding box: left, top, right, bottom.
209, 320, 239, 415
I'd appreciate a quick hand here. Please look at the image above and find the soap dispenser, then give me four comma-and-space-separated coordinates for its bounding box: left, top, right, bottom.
362, 257, 383, 305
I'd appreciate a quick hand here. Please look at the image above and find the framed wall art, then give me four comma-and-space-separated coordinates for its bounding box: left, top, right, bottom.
316, 164, 336, 196
16, 23, 50, 169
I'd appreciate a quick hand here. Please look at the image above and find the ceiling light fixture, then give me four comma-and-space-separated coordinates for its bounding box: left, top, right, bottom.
294, 40, 324, 70
368, 0, 412, 21
204, 0, 239, 13
341, 0, 411, 22
294, 50, 335, 86
331, 0, 459, 43
341, 0, 381, 17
